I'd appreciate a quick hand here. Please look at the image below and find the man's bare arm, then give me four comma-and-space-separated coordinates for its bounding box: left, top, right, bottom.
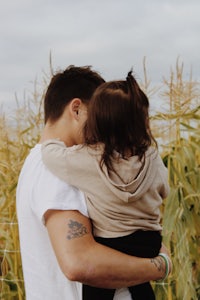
45, 209, 170, 288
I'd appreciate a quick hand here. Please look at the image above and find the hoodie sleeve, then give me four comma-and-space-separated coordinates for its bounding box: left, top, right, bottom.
41, 139, 81, 184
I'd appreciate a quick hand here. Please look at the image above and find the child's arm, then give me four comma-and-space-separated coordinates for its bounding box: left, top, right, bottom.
42, 139, 81, 184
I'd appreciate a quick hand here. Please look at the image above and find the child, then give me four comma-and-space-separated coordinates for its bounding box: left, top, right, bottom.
42, 71, 170, 300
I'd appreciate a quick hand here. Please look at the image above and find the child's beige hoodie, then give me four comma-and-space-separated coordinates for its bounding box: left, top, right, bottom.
42, 140, 170, 238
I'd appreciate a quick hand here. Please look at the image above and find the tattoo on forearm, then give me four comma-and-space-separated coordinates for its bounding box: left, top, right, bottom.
151, 256, 165, 273
66, 219, 88, 240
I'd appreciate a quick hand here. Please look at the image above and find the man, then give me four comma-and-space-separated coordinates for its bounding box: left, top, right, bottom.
16, 65, 171, 300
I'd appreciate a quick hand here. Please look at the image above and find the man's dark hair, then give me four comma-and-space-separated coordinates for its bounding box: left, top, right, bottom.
44, 65, 105, 123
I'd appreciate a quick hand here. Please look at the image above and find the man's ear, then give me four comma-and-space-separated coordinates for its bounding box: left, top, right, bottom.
70, 98, 82, 120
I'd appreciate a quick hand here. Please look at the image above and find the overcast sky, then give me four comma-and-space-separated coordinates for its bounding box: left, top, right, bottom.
1, 0, 199, 111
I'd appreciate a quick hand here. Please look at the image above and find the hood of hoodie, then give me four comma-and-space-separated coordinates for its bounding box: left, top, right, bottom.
95, 147, 159, 203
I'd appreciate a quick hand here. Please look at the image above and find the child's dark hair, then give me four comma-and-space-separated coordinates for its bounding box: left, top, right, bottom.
84, 70, 157, 170
44, 65, 105, 123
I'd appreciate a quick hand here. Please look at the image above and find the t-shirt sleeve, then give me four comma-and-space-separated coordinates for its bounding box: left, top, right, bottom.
31, 165, 89, 225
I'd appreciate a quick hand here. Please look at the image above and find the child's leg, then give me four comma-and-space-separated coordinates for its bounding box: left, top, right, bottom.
83, 284, 115, 300
91, 231, 161, 300
128, 282, 155, 300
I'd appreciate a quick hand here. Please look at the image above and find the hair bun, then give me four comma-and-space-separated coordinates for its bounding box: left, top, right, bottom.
126, 69, 133, 81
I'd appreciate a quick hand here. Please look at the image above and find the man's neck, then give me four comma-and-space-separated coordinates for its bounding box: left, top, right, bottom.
39, 121, 73, 146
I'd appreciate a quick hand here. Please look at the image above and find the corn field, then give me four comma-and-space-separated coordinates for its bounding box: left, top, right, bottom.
0, 60, 199, 299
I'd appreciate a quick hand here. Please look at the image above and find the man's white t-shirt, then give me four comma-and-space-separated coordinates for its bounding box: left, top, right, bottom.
16, 144, 131, 300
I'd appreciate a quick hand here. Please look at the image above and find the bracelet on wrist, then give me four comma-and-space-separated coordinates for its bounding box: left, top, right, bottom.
157, 252, 171, 282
